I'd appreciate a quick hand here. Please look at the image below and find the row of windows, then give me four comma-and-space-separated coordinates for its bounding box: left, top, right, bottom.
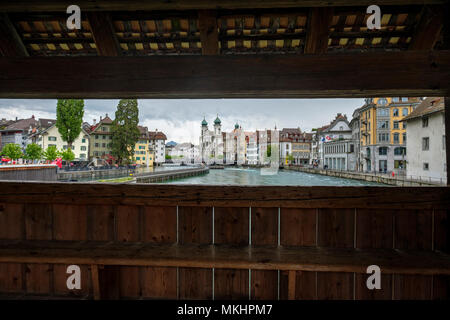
378, 133, 406, 144
94, 143, 111, 148
376, 108, 409, 117
95, 135, 111, 140
369, 146, 406, 156
421, 136, 446, 151
46, 137, 87, 143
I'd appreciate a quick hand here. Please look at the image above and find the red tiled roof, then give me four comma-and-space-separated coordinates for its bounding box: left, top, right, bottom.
403, 97, 444, 121
149, 131, 167, 140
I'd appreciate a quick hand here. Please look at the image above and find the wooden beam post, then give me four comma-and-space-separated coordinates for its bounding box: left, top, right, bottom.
288, 270, 296, 300
445, 97, 450, 186
409, 6, 444, 50
91, 264, 101, 300
198, 10, 219, 55
0, 13, 28, 56
86, 12, 121, 56
304, 7, 333, 54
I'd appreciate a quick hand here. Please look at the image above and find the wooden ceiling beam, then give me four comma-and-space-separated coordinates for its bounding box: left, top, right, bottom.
0, 13, 28, 56
409, 5, 444, 50
0, 50, 448, 99
198, 10, 219, 55
0, 1, 446, 12
86, 12, 121, 56
304, 7, 333, 54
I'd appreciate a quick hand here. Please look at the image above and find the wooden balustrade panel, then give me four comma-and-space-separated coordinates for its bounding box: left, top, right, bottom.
433, 209, 450, 299
178, 206, 213, 299
214, 207, 249, 300
23, 204, 53, 294
52, 204, 89, 297
393, 210, 433, 300
280, 208, 317, 300
0, 203, 24, 294
316, 208, 355, 300
116, 205, 141, 298
251, 207, 279, 300
141, 206, 177, 299
354, 209, 394, 300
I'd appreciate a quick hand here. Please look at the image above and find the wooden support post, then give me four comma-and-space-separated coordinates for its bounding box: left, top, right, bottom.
288, 270, 296, 300
0, 13, 28, 56
198, 10, 219, 55
445, 97, 450, 186
91, 264, 100, 300
86, 12, 122, 56
409, 6, 444, 50
304, 7, 333, 54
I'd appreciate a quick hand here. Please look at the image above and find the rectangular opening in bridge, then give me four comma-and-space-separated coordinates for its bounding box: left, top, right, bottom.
0, 97, 446, 187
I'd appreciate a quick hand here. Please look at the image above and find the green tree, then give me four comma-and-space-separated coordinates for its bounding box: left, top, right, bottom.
60, 148, 75, 162
2, 143, 23, 160
56, 99, 84, 150
287, 154, 294, 164
111, 99, 140, 165
43, 145, 59, 161
25, 143, 43, 161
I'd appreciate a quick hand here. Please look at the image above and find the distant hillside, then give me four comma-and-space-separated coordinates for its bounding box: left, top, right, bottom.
166, 141, 177, 147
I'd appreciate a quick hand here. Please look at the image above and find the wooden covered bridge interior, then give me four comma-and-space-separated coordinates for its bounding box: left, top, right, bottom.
0, 0, 449, 300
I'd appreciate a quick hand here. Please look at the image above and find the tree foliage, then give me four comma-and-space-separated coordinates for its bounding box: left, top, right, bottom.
43, 145, 60, 161
60, 148, 75, 161
111, 99, 140, 164
56, 99, 84, 149
2, 143, 23, 160
25, 143, 43, 161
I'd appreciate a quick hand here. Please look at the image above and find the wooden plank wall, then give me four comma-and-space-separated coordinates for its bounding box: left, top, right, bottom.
0, 202, 448, 299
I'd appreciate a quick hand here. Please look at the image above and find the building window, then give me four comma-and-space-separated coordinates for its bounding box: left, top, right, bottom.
393, 108, 399, 117
95, 135, 99, 139
377, 121, 389, 129
423, 163, 429, 170
392, 97, 399, 102
403, 122, 407, 129
377, 108, 389, 117
95, 143, 99, 147
393, 121, 399, 129
82, 138, 86, 143
402, 133, 406, 144
401, 97, 409, 102
422, 117, 428, 127
80, 146, 86, 151
80, 154, 86, 159
350, 144, 354, 153
48, 136, 57, 141
379, 147, 388, 155
402, 108, 408, 116
394, 147, 406, 155
102, 126, 107, 132
422, 137, 429, 151
102, 135, 106, 140
102, 143, 106, 148
136, 157, 140, 160
378, 133, 389, 143
378, 98, 388, 105
94, 151, 99, 156
393, 133, 399, 144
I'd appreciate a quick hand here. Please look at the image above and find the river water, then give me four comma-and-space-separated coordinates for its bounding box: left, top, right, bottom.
162, 167, 386, 186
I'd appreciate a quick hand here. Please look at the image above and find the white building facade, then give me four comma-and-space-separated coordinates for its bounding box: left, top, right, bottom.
404, 97, 446, 184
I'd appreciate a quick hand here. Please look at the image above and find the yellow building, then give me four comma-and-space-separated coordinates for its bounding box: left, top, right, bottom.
133, 126, 152, 167
358, 97, 421, 172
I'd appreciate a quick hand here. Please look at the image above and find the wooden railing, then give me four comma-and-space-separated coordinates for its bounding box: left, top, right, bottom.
0, 181, 449, 300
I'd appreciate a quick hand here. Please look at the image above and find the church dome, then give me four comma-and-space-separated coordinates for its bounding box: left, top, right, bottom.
234, 122, 239, 129
214, 116, 221, 125
201, 118, 208, 126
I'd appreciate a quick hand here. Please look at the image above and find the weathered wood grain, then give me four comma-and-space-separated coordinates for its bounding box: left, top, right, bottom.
1, 183, 449, 209
0, 51, 449, 99
1, 1, 445, 12
2, 241, 450, 275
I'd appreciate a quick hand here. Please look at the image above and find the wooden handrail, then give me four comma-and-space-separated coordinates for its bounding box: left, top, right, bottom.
1, 240, 450, 275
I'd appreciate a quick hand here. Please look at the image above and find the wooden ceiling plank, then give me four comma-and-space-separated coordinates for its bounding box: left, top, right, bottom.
86, 12, 121, 56
409, 5, 444, 50
304, 7, 333, 54
198, 10, 219, 55
0, 13, 28, 56
0, 1, 447, 12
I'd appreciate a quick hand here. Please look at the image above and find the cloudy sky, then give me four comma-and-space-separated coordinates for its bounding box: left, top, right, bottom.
0, 99, 364, 144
